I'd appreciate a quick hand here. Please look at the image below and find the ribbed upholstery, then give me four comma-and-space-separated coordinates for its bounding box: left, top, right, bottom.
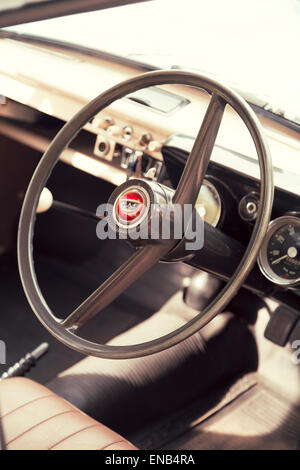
0, 377, 136, 450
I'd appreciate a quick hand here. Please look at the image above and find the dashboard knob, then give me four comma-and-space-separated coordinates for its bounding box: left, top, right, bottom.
107, 124, 122, 137
239, 192, 259, 221
148, 140, 161, 152
92, 115, 113, 130
123, 125, 133, 141
139, 132, 152, 147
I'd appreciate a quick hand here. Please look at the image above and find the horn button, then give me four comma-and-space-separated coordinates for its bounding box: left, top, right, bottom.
116, 190, 145, 223
112, 184, 151, 229
108, 179, 174, 234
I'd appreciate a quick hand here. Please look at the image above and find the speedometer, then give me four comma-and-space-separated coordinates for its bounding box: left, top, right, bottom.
258, 216, 300, 286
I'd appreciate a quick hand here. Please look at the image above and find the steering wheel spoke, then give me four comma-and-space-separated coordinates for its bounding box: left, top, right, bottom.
61, 243, 172, 330
173, 93, 226, 207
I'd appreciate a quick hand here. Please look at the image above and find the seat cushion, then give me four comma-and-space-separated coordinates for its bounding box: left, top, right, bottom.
0, 377, 136, 450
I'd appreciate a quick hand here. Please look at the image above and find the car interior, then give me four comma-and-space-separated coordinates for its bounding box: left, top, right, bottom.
0, 0, 299, 451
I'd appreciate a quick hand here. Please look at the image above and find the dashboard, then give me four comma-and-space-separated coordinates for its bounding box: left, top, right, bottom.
0, 37, 299, 297
162, 135, 300, 290
258, 216, 300, 287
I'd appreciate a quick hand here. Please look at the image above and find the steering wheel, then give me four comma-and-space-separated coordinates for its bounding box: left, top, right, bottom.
18, 71, 273, 359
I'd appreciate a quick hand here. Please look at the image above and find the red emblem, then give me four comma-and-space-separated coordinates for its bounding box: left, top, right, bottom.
116, 190, 144, 222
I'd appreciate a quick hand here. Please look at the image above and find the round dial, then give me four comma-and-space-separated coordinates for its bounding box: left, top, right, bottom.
195, 179, 222, 227
258, 216, 300, 286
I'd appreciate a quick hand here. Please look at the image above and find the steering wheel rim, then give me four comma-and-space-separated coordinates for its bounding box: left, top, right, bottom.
18, 70, 273, 359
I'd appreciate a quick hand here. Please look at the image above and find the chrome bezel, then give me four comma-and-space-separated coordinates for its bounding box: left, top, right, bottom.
258, 216, 300, 286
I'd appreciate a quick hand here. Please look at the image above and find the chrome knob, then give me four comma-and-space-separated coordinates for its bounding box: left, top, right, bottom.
92, 115, 114, 130
139, 132, 152, 147
148, 140, 161, 152
107, 124, 122, 137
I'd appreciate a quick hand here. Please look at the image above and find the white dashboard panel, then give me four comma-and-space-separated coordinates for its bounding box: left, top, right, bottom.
0, 38, 299, 195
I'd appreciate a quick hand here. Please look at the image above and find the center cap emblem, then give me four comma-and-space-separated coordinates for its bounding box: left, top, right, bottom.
116, 190, 145, 223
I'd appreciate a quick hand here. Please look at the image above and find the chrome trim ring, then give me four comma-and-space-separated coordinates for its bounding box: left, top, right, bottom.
258, 216, 300, 287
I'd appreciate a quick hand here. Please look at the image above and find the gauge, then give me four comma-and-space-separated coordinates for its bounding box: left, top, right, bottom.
258, 216, 300, 286
195, 179, 222, 227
